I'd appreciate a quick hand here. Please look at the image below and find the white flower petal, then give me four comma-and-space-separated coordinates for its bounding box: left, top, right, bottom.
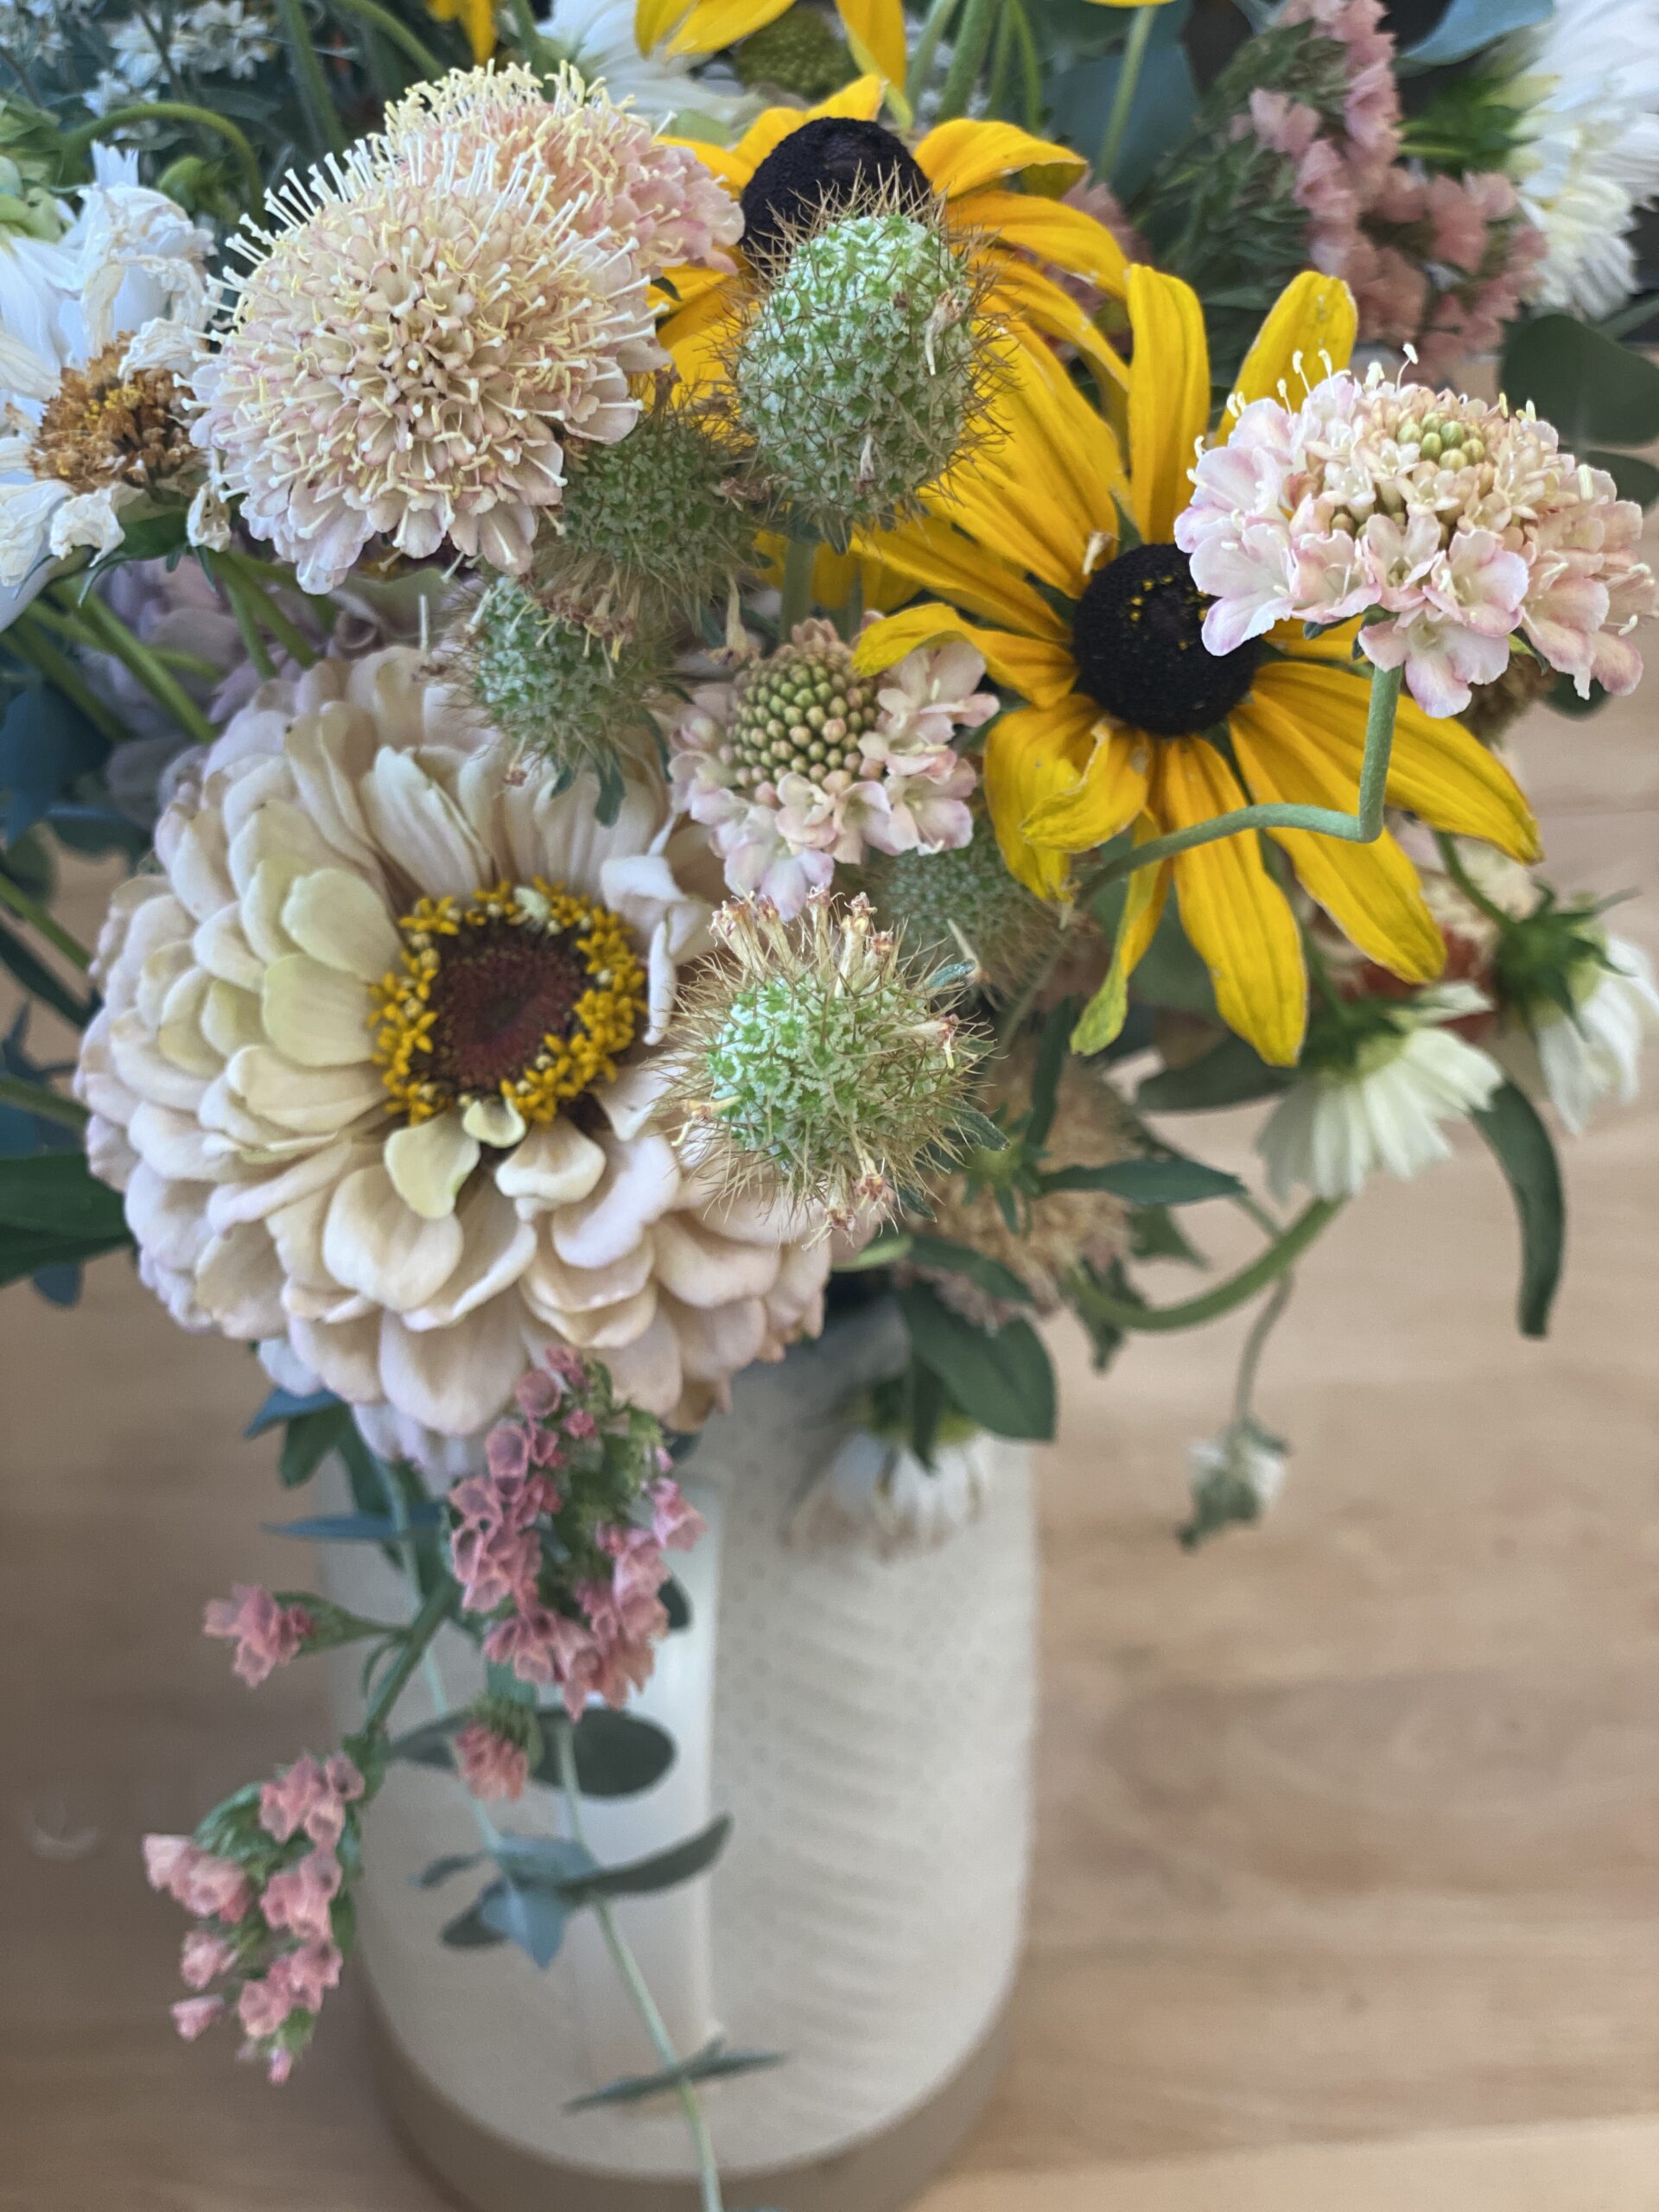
522, 1226, 656, 1319
378, 1299, 532, 1434
461, 1096, 528, 1147
229, 1046, 384, 1135
401, 1184, 537, 1331
494, 1118, 607, 1211
551, 1134, 681, 1270
385, 1111, 480, 1221
194, 1224, 288, 1338
651, 1212, 781, 1306
361, 748, 491, 898
261, 953, 375, 1068
282, 867, 402, 982
322, 1163, 465, 1313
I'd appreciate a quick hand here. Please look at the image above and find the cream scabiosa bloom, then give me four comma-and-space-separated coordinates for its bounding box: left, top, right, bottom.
75, 645, 831, 1440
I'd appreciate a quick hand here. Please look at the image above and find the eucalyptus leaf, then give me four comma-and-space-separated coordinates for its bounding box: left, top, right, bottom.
1402, 0, 1549, 67
278, 1402, 353, 1488
563, 1707, 677, 1798
413, 1851, 484, 1891
1471, 1079, 1564, 1338
0, 912, 95, 1027
440, 1890, 509, 1948
478, 1877, 569, 1968
245, 1383, 340, 1437
262, 1506, 442, 1542
558, 1814, 732, 1904
566, 2041, 785, 2113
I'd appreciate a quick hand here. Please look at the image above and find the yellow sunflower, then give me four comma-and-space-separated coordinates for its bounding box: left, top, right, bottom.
638, 0, 907, 83
851, 269, 1541, 1067
658, 76, 1129, 397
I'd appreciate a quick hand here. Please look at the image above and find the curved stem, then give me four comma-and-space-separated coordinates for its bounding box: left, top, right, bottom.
1098, 3, 1156, 186
1433, 830, 1513, 930
906, 0, 965, 107
275, 0, 346, 159
1232, 1267, 1293, 1424
1075, 1198, 1341, 1332
555, 1727, 726, 2212
58, 588, 217, 750
0, 1074, 90, 1131
61, 101, 264, 205
326, 0, 444, 73
935, 0, 999, 120
8, 613, 125, 745
209, 550, 318, 668
0, 868, 93, 971
1002, 0, 1043, 133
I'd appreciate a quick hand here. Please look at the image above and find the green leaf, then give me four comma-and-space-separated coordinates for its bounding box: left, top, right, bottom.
560, 1813, 733, 1904
0, 1152, 130, 1284
1039, 1157, 1243, 1205
564, 1707, 677, 1799
833, 1231, 912, 1272
1024, 999, 1073, 1151
906, 1232, 1036, 1306
245, 1384, 339, 1437
414, 1851, 484, 1890
1130, 1205, 1207, 1267
565, 2041, 785, 2113
659, 1575, 692, 1633
952, 1106, 1008, 1155
278, 1401, 353, 1487
1135, 1033, 1293, 1112
0, 1225, 128, 1288
479, 1877, 569, 1968
1544, 672, 1609, 719
898, 1284, 1057, 1442
1502, 315, 1659, 451
439, 1892, 508, 1948
1586, 448, 1659, 507
1402, 0, 1548, 67
1471, 1079, 1564, 1338
0, 914, 93, 1027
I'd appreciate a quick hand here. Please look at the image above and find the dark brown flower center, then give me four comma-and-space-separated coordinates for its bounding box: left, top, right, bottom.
1071, 543, 1261, 738
424, 918, 590, 1095
740, 117, 933, 269
33, 342, 193, 495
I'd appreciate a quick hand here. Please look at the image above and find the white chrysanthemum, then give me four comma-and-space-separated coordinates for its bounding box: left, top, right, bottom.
191, 133, 664, 593
1495, 933, 1659, 1135
74, 645, 831, 1440
1257, 986, 1504, 1203
535, 0, 758, 126
0, 166, 210, 628
1497, 0, 1659, 316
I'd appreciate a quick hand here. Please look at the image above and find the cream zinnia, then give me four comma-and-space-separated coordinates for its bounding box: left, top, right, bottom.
74, 645, 830, 1440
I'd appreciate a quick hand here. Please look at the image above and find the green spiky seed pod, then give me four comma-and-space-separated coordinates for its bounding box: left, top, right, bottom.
733, 6, 853, 99
537, 398, 759, 641
853, 814, 1059, 995
728, 620, 882, 791
733, 209, 988, 543
452, 575, 663, 817
661, 892, 978, 1229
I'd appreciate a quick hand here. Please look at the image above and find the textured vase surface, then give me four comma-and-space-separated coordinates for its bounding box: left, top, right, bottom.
321, 1302, 1037, 2202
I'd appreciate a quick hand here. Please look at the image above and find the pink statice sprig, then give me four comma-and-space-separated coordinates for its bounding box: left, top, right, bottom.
201, 1583, 402, 1688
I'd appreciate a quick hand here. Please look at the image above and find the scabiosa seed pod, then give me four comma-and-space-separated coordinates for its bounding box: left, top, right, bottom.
533, 388, 760, 641
733, 6, 854, 100
443, 575, 664, 811
730, 204, 997, 544
659, 891, 979, 1230
852, 810, 1059, 998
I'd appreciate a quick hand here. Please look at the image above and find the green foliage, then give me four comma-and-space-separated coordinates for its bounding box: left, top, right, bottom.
0, 1151, 132, 1289
567, 2040, 785, 2114
1471, 1079, 1564, 1338
734, 6, 852, 98
392, 1707, 677, 1800
898, 1281, 1057, 1440
1501, 317, 1659, 525
1136, 1032, 1294, 1112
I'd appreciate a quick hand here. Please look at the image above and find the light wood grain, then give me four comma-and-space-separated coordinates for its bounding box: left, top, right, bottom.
1, 675, 1655, 2211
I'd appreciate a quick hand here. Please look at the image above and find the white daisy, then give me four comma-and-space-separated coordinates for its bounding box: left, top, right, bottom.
1258, 985, 1505, 1203
1495, 932, 1659, 1134
535, 0, 757, 126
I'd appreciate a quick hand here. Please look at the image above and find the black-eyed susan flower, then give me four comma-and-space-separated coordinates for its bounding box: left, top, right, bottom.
852, 269, 1541, 1067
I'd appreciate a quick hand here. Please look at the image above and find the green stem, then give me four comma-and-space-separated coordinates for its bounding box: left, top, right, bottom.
906, 0, 964, 107
555, 1726, 725, 2212
506, 0, 558, 67
8, 613, 125, 745
58, 588, 217, 749
275, 0, 346, 159
1433, 830, 1513, 931
0, 868, 92, 971
935, 0, 999, 120
1233, 1268, 1293, 1424
211, 551, 318, 668
984, 3, 1014, 115
1098, 3, 1157, 186
1074, 1198, 1342, 1332
0, 1074, 90, 1131
61, 101, 264, 206
360, 1580, 456, 1737
325, 0, 444, 73
219, 566, 276, 679
779, 537, 817, 637
1002, 0, 1043, 134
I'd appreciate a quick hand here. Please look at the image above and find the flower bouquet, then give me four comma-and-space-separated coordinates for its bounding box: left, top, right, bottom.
2, 0, 1656, 2203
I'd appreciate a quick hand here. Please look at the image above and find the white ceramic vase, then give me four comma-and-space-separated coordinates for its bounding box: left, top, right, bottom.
321, 1302, 1037, 2211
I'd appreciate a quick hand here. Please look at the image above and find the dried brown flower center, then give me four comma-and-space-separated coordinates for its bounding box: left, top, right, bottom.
31, 344, 193, 495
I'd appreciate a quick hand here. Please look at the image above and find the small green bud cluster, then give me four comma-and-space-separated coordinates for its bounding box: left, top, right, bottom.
729, 631, 881, 791
855, 816, 1057, 995
661, 891, 977, 1229
733, 5, 853, 99
539, 399, 758, 640
733, 208, 987, 543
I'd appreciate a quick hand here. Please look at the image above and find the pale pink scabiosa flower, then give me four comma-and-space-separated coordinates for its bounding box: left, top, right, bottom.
380, 62, 743, 276
202, 1583, 314, 1687
669, 621, 993, 919
1178, 363, 1657, 717
191, 131, 662, 591
74, 646, 832, 1446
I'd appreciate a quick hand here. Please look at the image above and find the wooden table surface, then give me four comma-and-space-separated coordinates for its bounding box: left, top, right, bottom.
2, 674, 1655, 2212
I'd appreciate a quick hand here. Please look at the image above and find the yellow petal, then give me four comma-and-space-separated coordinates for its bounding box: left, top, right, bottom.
725, 75, 886, 180
1228, 694, 1444, 983
982, 257, 1130, 392
655, 0, 790, 56
854, 512, 1072, 639
1255, 658, 1541, 861
1073, 839, 1169, 1052
836, 0, 907, 84
1157, 739, 1307, 1065
636, 0, 687, 46
966, 189, 1128, 298
915, 119, 1086, 199
1229, 270, 1357, 422
1266, 613, 1362, 664
983, 697, 1103, 899
1023, 727, 1149, 853
854, 603, 1079, 706
1127, 266, 1210, 544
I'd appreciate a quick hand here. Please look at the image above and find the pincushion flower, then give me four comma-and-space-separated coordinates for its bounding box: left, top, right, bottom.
191, 126, 667, 594
74, 645, 832, 1440
1178, 362, 1658, 720
660, 79, 1132, 397
669, 619, 991, 918
854, 270, 1539, 1066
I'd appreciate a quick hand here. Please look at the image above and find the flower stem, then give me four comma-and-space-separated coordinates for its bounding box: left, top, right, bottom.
1232, 1268, 1293, 1424
207, 550, 318, 669
0, 1074, 90, 1131
274, 0, 346, 159
360, 1580, 456, 1737
57, 587, 218, 750
1072, 1197, 1342, 1333
936, 0, 999, 120
61, 102, 264, 207
7, 613, 126, 745
779, 537, 817, 637
906, 0, 965, 108
1097, 3, 1156, 187
1433, 830, 1514, 931
0, 867, 93, 971
554, 1726, 726, 2212
326, 0, 445, 74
